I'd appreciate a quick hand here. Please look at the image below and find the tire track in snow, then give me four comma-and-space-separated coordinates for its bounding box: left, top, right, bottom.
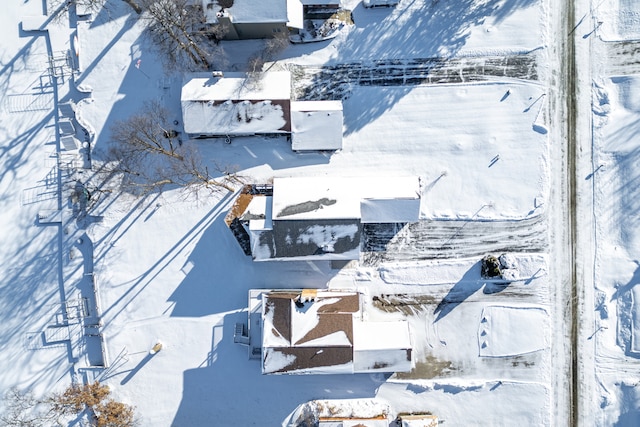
291, 53, 539, 101
605, 41, 640, 75
361, 214, 547, 265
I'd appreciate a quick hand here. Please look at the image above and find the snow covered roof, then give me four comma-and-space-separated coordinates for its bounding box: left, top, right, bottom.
287, 0, 304, 28
353, 321, 412, 351
226, 177, 421, 260
202, 0, 303, 27
258, 290, 413, 374
319, 421, 388, 427
399, 414, 439, 427
360, 198, 421, 223
245, 195, 273, 231
291, 101, 343, 151
353, 321, 412, 373
181, 72, 291, 136
251, 219, 361, 261
182, 72, 291, 102
272, 176, 421, 221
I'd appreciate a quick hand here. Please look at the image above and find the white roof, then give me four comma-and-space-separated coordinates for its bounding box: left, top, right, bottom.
287, 0, 304, 29
181, 73, 291, 135
352, 321, 411, 351
182, 72, 291, 102
400, 415, 439, 427
291, 101, 343, 151
182, 100, 288, 136
246, 196, 273, 231
353, 348, 413, 373
292, 100, 342, 112
319, 421, 387, 427
360, 198, 421, 223
202, 0, 303, 28
272, 176, 421, 220
352, 321, 413, 373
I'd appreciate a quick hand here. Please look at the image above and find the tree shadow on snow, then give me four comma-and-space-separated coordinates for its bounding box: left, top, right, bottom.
292, 0, 539, 136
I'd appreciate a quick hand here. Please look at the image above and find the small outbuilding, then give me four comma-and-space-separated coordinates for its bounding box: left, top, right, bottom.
291, 100, 343, 151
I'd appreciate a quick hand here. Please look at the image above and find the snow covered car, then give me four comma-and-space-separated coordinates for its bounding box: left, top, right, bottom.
363, 0, 399, 7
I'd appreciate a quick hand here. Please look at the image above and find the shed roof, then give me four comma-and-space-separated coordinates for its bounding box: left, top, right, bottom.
291, 101, 343, 151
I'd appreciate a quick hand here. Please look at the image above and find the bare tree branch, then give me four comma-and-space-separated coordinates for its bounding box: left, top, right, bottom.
106, 100, 241, 196
138, 0, 227, 70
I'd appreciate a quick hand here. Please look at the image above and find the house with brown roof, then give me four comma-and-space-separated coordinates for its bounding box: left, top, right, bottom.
239, 289, 413, 375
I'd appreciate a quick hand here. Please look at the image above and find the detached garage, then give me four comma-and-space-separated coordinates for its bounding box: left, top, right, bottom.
291, 100, 343, 151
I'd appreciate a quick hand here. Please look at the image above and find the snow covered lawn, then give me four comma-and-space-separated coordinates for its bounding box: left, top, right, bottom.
0, 0, 573, 425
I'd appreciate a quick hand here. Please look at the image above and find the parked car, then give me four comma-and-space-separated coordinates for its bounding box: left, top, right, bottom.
363, 0, 399, 7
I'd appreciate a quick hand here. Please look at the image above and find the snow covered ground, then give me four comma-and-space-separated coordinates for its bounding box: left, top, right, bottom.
3, 0, 636, 425
584, 0, 640, 421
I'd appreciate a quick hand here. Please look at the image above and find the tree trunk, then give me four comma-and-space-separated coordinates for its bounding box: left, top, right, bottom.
122, 0, 142, 14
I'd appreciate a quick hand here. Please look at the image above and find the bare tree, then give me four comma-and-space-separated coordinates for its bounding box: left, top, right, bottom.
0, 388, 57, 427
48, 0, 107, 17
49, 381, 111, 415
247, 30, 290, 79
122, 0, 142, 14
106, 100, 239, 195
137, 0, 226, 70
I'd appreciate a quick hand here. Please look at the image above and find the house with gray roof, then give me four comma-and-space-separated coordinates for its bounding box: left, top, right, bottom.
224, 176, 422, 261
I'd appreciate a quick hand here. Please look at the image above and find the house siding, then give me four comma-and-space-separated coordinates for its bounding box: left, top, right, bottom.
233, 22, 288, 39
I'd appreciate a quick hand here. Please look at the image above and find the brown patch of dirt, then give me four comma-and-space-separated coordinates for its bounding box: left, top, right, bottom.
372, 293, 437, 316
395, 355, 455, 380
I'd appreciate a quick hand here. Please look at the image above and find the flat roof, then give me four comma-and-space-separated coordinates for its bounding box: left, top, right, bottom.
360, 198, 421, 223
352, 321, 411, 350
291, 100, 343, 112
291, 101, 343, 151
